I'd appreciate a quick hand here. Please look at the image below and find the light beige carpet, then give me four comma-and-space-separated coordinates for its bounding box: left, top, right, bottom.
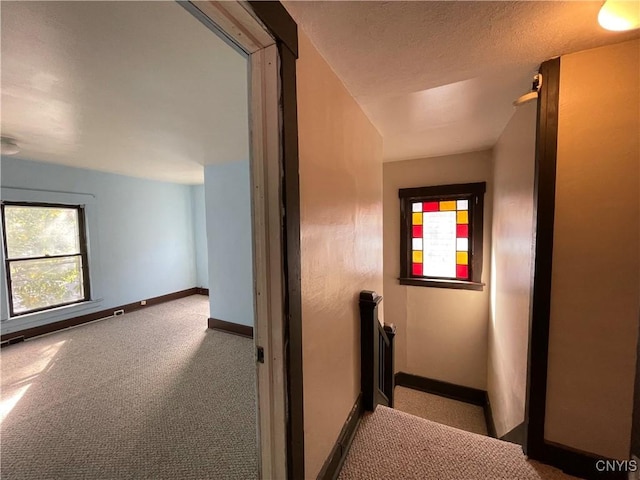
394, 385, 488, 435
339, 405, 582, 480
0, 295, 257, 480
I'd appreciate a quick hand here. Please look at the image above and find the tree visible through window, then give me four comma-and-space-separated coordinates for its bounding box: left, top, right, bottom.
1, 202, 90, 316
398, 182, 485, 290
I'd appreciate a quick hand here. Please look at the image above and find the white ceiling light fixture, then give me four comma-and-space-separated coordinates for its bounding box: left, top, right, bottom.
513, 74, 542, 107
598, 0, 640, 31
1, 136, 20, 156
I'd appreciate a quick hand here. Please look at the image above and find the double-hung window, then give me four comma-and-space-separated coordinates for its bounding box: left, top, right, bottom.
1, 202, 91, 316
399, 182, 486, 290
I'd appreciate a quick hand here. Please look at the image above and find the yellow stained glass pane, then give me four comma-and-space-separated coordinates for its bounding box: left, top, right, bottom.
456, 251, 468, 265
412, 212, 423, 225
412, 250, 423, 263
440, 201, 456, 211
457, 210, 468, 224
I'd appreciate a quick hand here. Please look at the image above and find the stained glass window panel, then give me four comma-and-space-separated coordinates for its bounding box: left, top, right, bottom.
412, 263, 423, 276
456, 251, 468, 265
412, 250, 423, 263
457, 210, 469, 224
412, 225, 423, 238
422, 211, 456, 278
456, 264, 469, 279
440, 201, 456, 211
412, 212, 423, 225
412, 202, 423, 212
423, 202, 439, 212
456, 199, 468, 210
456, 224, 468, 238
456, 238, 468, 251
412, 238, 423, 250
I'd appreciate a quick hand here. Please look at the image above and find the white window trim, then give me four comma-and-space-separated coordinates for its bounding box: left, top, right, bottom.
1, 187, 104, 333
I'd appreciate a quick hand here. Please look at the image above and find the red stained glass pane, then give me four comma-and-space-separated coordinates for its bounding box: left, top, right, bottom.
456, 224, 468, 238
412, 263, 423, 276
412, 225, 423, 238
456, 264, 468, 279
423, 202, 439, 212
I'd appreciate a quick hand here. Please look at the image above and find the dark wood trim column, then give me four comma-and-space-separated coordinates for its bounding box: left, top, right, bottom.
278, 43, 305, 480
524, 56, 560, 459
247, 3, 304, 479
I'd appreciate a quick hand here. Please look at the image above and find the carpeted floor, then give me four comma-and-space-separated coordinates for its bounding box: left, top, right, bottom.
392, 386, 581, 478
0, 295, 258, 480
339, 405, 582, 480
394, 385, 488, 435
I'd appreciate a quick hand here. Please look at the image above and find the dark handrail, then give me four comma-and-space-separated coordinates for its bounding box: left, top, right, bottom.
378, 321, 390, 346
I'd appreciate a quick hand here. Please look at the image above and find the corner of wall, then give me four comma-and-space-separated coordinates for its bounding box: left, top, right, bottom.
486, 99, 537, 438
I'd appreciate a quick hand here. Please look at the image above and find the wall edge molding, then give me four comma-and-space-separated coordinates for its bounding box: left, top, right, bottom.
484, 395, 497, 438
317, 393, 363, 480
207, 317, 253, 339
501, 422, 525, 445
1, 287, 199, 344
542, 441, 628, 480
395, 372, 486, 406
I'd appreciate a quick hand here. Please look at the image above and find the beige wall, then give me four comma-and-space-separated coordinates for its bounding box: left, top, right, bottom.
297, 31, 384, 478
487, 100, 537, 437
545, 39, 640, 459
383, 151, 492, 390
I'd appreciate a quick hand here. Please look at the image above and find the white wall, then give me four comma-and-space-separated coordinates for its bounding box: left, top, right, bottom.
204, 161, 254, 327
383, 150, 492, 390
1, 156, 197, 334
488, 100, 537, 437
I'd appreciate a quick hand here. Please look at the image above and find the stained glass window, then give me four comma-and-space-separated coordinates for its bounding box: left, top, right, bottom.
399, 182, 486, 290
410, 199, 470, 280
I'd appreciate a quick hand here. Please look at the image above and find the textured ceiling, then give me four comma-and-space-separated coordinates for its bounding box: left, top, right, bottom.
283, 1, 639, 161
1, 1, 248, 184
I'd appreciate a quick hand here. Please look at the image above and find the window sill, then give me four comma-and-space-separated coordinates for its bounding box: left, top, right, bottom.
3, 298, 104, 323
398, 277, 485, 291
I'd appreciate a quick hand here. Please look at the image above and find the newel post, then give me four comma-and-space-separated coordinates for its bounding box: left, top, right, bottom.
360, 290, 382, 411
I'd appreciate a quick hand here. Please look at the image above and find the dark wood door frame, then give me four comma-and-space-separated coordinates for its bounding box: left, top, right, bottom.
247, 3, 304, 479
524, 56, 561, 460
